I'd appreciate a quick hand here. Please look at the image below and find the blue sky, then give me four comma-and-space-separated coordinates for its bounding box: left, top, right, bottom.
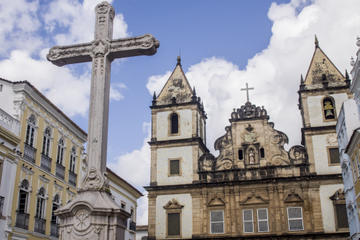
0, 0, 359, 224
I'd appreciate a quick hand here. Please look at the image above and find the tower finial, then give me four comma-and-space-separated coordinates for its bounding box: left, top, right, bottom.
301, 74, 304, 83
152, 91, 157, 105
315, 34, 319, 48
177, 56, 181, 66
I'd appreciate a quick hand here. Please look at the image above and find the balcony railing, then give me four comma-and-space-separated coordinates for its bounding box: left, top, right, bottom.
15, 212, 29, 229
23, 143, 36, 164
56, 163, 65, 180
0, 107, 20, 136
69, 171, 77, 187
51, 222, 59, 237
34, 217, 46, 234
129, 221, 136, 231
40, 154, 52, 172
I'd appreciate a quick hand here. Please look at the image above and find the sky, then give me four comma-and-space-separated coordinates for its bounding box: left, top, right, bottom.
0, 0, 359, 225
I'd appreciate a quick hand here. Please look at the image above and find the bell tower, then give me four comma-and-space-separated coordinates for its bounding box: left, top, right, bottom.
149, 56, 208, 186
298, 36, 351, 174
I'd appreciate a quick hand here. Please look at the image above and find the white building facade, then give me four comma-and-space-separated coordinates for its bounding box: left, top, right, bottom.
0, 107, 20, 239
336, 36, 360, 240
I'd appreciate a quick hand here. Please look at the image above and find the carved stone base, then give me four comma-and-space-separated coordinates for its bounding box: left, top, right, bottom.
56, 190, 130, 240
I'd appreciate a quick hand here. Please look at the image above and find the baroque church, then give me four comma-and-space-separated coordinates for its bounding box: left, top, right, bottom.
145, 39, 352, 239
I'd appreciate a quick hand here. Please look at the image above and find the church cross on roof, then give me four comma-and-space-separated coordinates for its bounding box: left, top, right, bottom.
241, 82, 254, 102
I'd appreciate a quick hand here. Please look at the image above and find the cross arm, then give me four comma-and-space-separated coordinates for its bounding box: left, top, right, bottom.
108, 34, 159, 61
47, 42, 93, 66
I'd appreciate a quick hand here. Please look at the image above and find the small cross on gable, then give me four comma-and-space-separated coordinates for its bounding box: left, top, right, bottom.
241, 82, 254, 102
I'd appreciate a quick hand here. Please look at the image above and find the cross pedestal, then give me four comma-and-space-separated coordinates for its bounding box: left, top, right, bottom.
47, 2, 159, 239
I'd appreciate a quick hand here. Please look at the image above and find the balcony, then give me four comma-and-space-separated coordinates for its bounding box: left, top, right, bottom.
56, 163, 65, 180
23, 143, 36, 164
34, 217, 46, 234
69, 171, 77, 187
40, 154, 52, 172
51, 222, 59, 237
129, 221, 136, 231
0, 107, 20, 136
15, 212, 29, 230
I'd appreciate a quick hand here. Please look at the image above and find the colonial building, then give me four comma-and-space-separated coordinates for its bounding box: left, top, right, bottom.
0, 78, 144, 240
337, 36, 360, 240
0, 79, 87, 239
146, 39, 351, 239
0, 107, 21, 238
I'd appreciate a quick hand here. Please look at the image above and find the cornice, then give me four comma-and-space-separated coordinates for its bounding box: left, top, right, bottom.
12, 82, 87, 142
148, 137, 209, 153
145, 173, 342, 191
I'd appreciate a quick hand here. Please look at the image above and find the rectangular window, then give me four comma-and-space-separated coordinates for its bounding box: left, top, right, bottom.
0, 196, 4, 216
168, 212, 180, 236
238, 149, 243, 160
257, 208, 269, 232
210, 210, 224, 234
335, 204, 349, 229
329, 147, 340, 164
243, 209, 254, 233
169, 159, 180, 175
287, 207, 304, 231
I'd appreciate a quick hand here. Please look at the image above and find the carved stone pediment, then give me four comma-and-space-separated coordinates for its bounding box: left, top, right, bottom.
214, 126, 234, 169
198, 153, 215, 172
288, 145, 307, 164
163, 199, 184, 210
156, 63, 193, 105
230, 101, 269, 121
284, 191, 303, 203
208, 197, 225, 207
240, 192, 269, 205
330, 189, 345, 201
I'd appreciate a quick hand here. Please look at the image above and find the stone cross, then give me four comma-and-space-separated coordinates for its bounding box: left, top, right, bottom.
241, 82, 254, 102
47, 1, 159, 191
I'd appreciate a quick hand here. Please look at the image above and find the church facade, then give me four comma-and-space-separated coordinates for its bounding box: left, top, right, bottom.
145, 40, 351, 239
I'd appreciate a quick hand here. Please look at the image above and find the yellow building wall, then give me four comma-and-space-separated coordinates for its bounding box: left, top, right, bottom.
10, 96, 85, 239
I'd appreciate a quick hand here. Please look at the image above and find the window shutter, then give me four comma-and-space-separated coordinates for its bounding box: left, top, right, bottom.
335, 204, 349, 229
168, 213, 180, 236
170, 160, 180, 175
329, 148, 340, 164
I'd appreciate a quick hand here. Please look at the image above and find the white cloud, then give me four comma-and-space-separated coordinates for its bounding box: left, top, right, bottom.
110, 0, 360, 225
148, 0, 360, 152
0, 50, 90, 116
0, 0, 130, 117
0, 0, 42, 56
110, 83, 127, 101
43, 0, 128, 45
108, 122, 150, 225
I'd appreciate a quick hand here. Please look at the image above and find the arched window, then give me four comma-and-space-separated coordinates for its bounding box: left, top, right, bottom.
260, 148, 265, 158
25, 115, 36, 147
51, 194, 60, 236
56, 138, 65, 165
18, 179, 29, 213
69, 147, 76, 172
170, 113, 179, 134
42, 127, 51, 156
51, 194, 60, 223
323, 97, 336, 120
35, 188, 46, 219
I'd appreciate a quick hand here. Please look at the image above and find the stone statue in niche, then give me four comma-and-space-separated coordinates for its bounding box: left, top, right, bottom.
249, 148, 255, 164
